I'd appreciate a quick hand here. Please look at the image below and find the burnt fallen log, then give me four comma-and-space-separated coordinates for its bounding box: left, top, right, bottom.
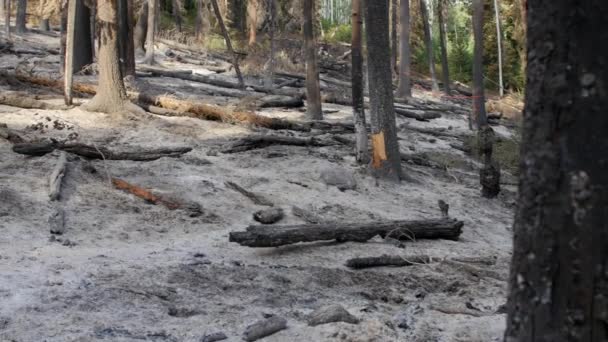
229, 218, 464, 247
221, 135, 332, 153
13, 142, 192, 161
345, 255, 432, 269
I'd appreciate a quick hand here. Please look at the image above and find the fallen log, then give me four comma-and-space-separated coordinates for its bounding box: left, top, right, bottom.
243, 316, 287, 342
400, 153, 448, 170
0, 94, 69, 110
229, 218, 464, 247
345, 255, 432, 269
48, 151, 67, 201
225, 181, 274, 207
112, 177, 181, 209
13, 141, 193, 161
221, 135, 331, 153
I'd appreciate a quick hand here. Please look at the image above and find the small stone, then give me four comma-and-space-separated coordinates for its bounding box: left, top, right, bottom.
307, 304, 359, 326
201, 332, 227, 342
253, 208, 284, 224
320, 167, 357, 191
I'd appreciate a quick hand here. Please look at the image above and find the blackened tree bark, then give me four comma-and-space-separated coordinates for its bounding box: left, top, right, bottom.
142, 0, 157, 64
15, 0, 26, 33
493, 0, 503, 97
264, 0, 276, 89
472, 0, 486, 128
396, 0, 411, 98
437, 0, 450, 95
210, 0, 244, 88
82, 0, 139, 114
419, 0, 438, 92
505, 1, 608, 341
351, 0, 368, 164
303, 0, 322, 119
133, 1, 148, 55
364, 0, 403, 181
73, 0, 92, 72
118, 0, 135, 75
390, 0, 397, 76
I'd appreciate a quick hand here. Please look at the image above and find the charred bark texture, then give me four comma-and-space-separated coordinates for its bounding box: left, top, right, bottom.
15, 0, 26, 33
303, 0, 322, 119
350, 0, 368, 164
472, 0, 487, 128
437, 0, 450, 95
396, 0, 411, 98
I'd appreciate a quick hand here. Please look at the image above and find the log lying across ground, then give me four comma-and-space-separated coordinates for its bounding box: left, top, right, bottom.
0, 94, 70, 110
221, 135, 333, 153
346, 255, 433, 269
229, 218, 464, 247
12, 141, 192, 161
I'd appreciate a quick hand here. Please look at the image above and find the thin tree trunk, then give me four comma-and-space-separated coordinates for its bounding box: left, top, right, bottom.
210, 0, 245, 88
64, 0, 76, 105
396, 0, 411, 98
493, 0, 503, 97
437, 0, 450, 95
351, 0, 368, 164
172, 0, 182, 32
364, 0, 403, 181
472, 0, 486, 128
5, 0, 11, 39
118, 0, 135, 75
15, 0, 25, 33
505, 1, 608, 340
264, 0, 276, 89
419, 0, 438, 92
59, 3, 67, 73
39, 19, 49, 31
0, 0, 4, 25
89, 2, 96, 59
142, 0, 157, 64
247, 0, 257, 45
391, 0, 397, 76
133, 1, 148, 55
194, 0, 208, 41
303, 0, 322, 119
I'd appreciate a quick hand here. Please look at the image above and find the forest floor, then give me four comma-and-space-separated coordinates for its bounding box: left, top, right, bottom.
1, 28, 519, 342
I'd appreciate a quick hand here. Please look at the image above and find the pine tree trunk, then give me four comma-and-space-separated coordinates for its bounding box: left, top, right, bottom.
64, 0, 76, 105
351, 0, 368, 164
15, 0, 26, 33
133, 1, 148, 55
472, 0, 486, 128
5, 0, 11, 38
142, 0, 157, 64
171, 0, 182, 32
194, 0, 208, 41
505, 1, 608, 340
264, 0, 276, 89
82, 0, 131, 114
390, 0, 397, 76
210, 0, 244, 88
493, 0, 503, 97
419, 0, 438, 92
364, 0, 403, 181
118, 0, 135, 75
0, 0, 4, 24
73, 0, 92, 72
396, 0, 411, 98
303, 0, 322, 119
247, 0, 257, 45
437, 0, 450, 95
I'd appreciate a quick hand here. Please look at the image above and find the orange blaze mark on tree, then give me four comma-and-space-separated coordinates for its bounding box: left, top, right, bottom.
371, 131, 388, 169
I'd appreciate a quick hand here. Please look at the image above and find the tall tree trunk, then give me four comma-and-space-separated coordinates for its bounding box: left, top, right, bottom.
364, 0, 402, 181
5, 0, 10, 39
15, 0, 26, 33
0, 0, 4, 25
390, 0, 397, 76
303, 0, 322, 119
39, 18, 49, 30
351, 0, 368, 164
396, 0, 411, 98
210, 0, 244, 88
89, 2, 96, 59
194, 0, 208, 41
472, 0, 486, 128
118, 0, 135, 75
73, 0, 92, 72
133, 1, 148, 55
171, 0, 181, 32
264, 0, 276, 89
142, 0, 157, 64
60, 3, 67, 73
82, 0, 133, 114
419, 0, 438, 92
505, 1, 608, 340
247, 0, 257, 45
493, 0, 503, 97
437, 0, 450, 95
64, 0, 76, 105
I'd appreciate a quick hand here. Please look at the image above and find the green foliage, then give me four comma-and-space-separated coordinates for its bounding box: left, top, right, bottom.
463, 129, 522, 176
323, 23, 352, 44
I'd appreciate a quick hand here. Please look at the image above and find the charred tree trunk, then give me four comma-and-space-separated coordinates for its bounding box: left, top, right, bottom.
118, 0, 135, 75
210, 0, 245, 88
303, 0, 322, 120
419, 0, 439, 92
73, 0, 92, 72
15, 0, 26, 33
171, 0, 182, 32
396, 0, 411, 98
142, 0, 157, 64
505, 1, 608, 340
351, 0, 368, 164
472, 0, 486, 128
133, 1, 148, 55
82, 0, 134, 114
390, 0, 397, 76
364, 0, 403, 181
493, 0, 503, 97
264, 0, 276, 89
437, 0, 450, 95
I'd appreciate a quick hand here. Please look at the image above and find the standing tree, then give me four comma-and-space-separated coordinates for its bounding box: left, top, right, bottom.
247, 0, 258, 45
5, 0, 11, 38
437, 0, 450, 95
505, 1, 608, 340
396, 0, 411, 98
172, 0, 182, 32
210, 0, 244, 88
64, 0, 76, 105
390, 0, 397, 76
419, 0, 438, 92
15, 0, 26, 33
264, 0, 276, 89
303, 0, 322, 119
82, 0, 138, 114
364, 0, 403, 181
118, 0, 135, 76
194, 0, 209, 41
142, 0, 157, 65
493, 0, 503, 97
351, 0, 368, 164
133, 1, 148, 55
